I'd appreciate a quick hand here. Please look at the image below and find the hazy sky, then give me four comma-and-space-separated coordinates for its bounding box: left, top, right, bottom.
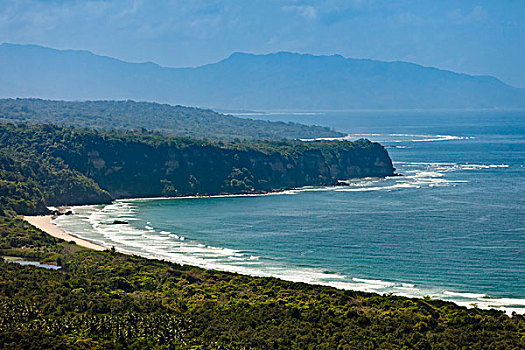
1, 0, 524, 87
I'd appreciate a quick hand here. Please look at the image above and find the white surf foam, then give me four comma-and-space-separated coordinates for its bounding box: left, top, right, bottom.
444, 291, 487, 299
335, 161, 479, 193
352, 278, 396, 287
301, 133, 473, 143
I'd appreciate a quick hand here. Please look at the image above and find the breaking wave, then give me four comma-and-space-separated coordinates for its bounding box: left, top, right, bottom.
301, 133, 474, 143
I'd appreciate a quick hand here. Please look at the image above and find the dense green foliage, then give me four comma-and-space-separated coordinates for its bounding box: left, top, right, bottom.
0, 124, 112, 215
0, 216, 523, 349
0, 122, 393, 215
0, 99, 344, 140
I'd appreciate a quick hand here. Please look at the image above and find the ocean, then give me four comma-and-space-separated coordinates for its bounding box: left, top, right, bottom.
55, 110, 525, 314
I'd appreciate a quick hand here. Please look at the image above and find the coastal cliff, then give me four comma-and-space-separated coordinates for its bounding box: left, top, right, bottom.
0, 123, 394, 214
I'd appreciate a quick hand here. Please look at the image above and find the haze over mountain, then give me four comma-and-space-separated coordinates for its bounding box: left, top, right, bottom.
1, 43, 524, 110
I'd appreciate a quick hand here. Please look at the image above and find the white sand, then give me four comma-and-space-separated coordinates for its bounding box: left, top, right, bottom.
24, 215, 106, 251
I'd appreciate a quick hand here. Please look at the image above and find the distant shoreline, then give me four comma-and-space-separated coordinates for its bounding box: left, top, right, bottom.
23, 215, 106, 251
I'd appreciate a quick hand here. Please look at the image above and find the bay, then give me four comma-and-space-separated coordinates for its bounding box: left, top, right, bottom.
56, 110, 525, 314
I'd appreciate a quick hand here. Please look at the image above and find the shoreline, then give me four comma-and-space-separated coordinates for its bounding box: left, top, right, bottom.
24, 207, 524, 316
22, 185, 355, 250
23, 215, 106, 251
112, 179, 397, 202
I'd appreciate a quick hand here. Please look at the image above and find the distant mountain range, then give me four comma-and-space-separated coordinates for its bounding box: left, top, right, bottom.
1, 43, 524, 110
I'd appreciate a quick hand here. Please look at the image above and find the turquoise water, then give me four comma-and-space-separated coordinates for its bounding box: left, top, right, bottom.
56, 110, 525, 314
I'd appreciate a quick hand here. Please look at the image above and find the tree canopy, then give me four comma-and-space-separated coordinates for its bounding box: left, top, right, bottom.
0, 98, 344, 140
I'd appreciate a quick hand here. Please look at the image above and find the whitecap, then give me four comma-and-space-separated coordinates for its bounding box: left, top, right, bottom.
301, 133, 472, 143
352, 278, 396, 287
443, 291, 487, 299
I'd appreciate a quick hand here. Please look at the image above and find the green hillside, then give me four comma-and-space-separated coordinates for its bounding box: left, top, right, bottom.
0, 98, 344, 140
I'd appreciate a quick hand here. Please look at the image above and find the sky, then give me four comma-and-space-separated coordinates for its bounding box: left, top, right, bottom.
1, 0, 524, 87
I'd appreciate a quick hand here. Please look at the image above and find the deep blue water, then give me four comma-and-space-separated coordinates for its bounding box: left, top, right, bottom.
56, 110, 525, 314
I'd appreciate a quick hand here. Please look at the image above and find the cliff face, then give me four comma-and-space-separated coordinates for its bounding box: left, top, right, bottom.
0, 124, 394, 214
56, 136, 394, 198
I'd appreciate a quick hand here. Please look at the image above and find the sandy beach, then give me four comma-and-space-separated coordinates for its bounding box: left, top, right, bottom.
24, 215, 106, 251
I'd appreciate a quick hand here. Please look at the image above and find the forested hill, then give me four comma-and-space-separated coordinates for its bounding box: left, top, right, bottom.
0, 123, 393, 215
0, 99, 344, 140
